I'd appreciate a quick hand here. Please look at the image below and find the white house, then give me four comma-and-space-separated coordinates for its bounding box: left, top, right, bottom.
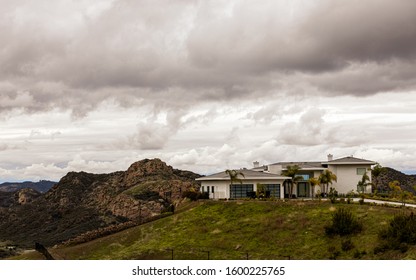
196, 169, 291, 199
196, 155, 376, 199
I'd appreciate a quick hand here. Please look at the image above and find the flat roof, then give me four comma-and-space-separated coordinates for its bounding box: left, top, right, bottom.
324, 156, 376, 165
270, 156, 376, 168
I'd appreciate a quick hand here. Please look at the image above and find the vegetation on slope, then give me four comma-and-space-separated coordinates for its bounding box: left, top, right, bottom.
14, 200, 416, 260
377, 167, 416, 193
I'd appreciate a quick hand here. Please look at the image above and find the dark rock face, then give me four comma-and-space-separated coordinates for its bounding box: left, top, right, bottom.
0, 191, 16, 208
0, 158, 200, 248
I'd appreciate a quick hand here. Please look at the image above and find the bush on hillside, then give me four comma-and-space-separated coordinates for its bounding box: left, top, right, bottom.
325, 208, 363, 236
377, 212, 416, 252
341, 239, 355, 252
182, 190, 209, 201
328, 187, 338, 204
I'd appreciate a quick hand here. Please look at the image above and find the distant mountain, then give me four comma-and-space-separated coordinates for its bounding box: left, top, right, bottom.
0, 180, 56, 193
0, 158, 200, 248
374, 167, 416, 193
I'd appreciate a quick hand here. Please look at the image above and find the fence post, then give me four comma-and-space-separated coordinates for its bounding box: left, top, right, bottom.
202, 250, 210, 260
166, 248, 174, 260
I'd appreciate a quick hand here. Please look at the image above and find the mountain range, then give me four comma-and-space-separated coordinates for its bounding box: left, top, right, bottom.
0, 180, 56, 193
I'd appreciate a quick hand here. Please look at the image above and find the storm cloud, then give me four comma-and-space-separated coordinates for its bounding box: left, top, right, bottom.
1, 0, 416, 113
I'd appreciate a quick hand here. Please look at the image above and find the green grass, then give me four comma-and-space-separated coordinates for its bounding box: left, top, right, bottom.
12, 200, 416, 260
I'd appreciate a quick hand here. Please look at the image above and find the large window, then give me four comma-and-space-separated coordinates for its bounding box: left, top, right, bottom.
264, 184, 280, 197
297, 182, 309, 197
357, 168, 366, 175
230, 184, 254, 199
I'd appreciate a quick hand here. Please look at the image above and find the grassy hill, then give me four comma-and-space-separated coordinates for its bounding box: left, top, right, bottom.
13, 200, 416, 260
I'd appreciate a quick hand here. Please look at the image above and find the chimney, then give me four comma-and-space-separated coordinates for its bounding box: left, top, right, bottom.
327, 154, 333, 161
253, 161, 260, 168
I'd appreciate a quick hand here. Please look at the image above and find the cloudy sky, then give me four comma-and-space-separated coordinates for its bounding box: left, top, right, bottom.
1, 0, 416, 182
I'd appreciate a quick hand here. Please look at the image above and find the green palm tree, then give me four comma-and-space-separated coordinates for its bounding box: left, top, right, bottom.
319, 169, 337, 195
225, 169, 245, 199
357, 171, 371, 194
225, 169, 245, 186
308, 177, 320, 199
282, 165, 303, 199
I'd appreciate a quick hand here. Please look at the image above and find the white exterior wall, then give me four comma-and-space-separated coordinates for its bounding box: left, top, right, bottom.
328, 165, 372, 194
199, 179, 286, 199
200, 181, 229, 199
268, 165, 282, 174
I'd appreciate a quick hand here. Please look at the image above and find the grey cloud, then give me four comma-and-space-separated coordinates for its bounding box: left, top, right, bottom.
279, 109, 327, 146
0, 143, 10, 151
278, 108, 372, 147
127, 108, 186, 150
300, 0, 416, 66
301, 60, 416, 95
1, 0, 416, 118
0, 142, 20, 152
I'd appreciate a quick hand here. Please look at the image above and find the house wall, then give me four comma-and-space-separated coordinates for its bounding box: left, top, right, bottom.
328, 165, 372, 194
200, 179, 286, 199
268, 165, 282, 174
200, 181, 229, 199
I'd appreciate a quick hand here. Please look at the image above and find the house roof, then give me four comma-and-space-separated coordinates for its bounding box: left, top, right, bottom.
196, 169, 291, 181
269, 161, 326, 170
268, 156, 376, 169
325, 156, 376, 165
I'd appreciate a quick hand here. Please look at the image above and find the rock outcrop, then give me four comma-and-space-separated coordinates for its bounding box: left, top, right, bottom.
17, 188, 41, 205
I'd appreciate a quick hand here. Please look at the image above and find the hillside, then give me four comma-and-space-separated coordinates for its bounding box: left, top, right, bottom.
0, 180, 56, 193
13, 200, 416, 260
0, 158, 200, 249
375, 167, 416, 193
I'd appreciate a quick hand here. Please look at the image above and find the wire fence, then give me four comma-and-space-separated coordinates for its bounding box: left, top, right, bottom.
128, 245, 292, 260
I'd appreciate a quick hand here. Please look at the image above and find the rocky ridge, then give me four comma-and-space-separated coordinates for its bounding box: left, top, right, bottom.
0, 158, 200, 248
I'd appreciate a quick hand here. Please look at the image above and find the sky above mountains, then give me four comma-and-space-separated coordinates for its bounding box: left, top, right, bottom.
1, 0, 416, 182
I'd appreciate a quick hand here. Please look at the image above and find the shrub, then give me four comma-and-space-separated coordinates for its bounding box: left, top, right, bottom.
133, 190, 160, 201
341, 239, 355, 252
325, 208, 363, 236
182, 190, 208, 201
378, 212, 416, 250
327, 246, 340, 259
329, 187, 338, 204
353, 249, 367, 259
